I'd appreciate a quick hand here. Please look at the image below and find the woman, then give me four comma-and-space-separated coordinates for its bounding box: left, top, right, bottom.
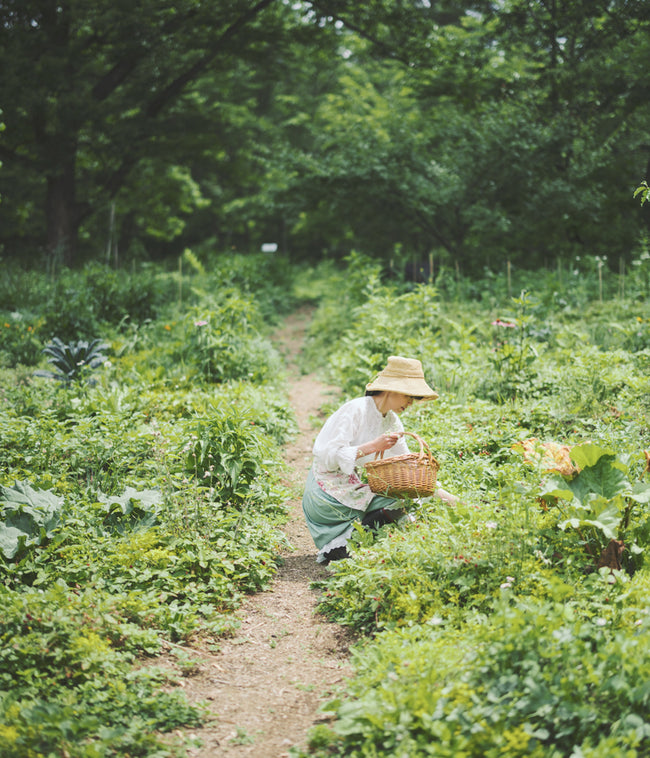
302, 356, 456, 564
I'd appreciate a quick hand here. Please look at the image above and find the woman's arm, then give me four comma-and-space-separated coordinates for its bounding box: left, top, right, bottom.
355, 431, 403, 460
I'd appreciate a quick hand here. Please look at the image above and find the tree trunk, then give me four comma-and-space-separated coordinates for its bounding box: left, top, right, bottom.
45, 161, 80, 268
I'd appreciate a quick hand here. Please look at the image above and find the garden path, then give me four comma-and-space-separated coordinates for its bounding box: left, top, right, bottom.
173, 306, 355, 757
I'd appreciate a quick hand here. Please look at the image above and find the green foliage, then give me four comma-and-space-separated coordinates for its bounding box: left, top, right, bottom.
482, 291, 543, 401
0, 583, 204, 757
634, 180, 649, 206
0, 481, 63, 560
6, 255, 650, 758
326, 284, 442, 396
302, 252, 388, 373
180, 292, 281, 384
316, 505, 534, 634
37, 264, 170, 342
306, 600, 650, 758
183, 408, 278, 504
536, 443, 650, 570
208, 252, 300, 321
0, 312, 44, 367
34, 336, 109, 383
0, 256, 297, 756
1, 1, 648, 273
297, 256, 650, 758
99, 487, 164, 535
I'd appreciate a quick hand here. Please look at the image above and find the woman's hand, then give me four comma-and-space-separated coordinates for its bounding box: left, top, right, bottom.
434, 487, 459, 506
356, 432, 403, 460
372, 432, 403, 454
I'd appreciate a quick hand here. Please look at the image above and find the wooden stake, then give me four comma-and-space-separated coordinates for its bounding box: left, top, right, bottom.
598, 259, 603, 302
178, 255, 183, 306
619, 256, 625, 299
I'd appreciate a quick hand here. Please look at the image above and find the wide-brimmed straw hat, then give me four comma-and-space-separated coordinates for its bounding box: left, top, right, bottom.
366, 356, 438, 399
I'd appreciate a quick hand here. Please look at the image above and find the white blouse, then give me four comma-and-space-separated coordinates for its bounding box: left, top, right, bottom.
311, 396, 409, 510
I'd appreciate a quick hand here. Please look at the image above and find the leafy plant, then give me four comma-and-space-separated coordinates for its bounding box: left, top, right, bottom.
634, 180, 649, 206
536, 442, 650, 570
183, 408, 276, 504
0, 584, 204, 758
34, 337, 109, 383
303, 600, 650, 758
0, 313, 44, 367
181, 292, 282, 384
483, 290, 542, 401
0, 481, 63, 560
99, 486, 164, 534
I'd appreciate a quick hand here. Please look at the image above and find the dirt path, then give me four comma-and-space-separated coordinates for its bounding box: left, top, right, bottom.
174, 308, 354, 758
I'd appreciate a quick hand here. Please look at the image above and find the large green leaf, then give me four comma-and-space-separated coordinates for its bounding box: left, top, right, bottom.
569, 442, 615, 470
0, 481, 64, 560
1, 480, 63, 512
539, 475, 575, 503
99, 487, 163, 514
629, 481, 650, 505
565, 456, 630, 506
559, 503, 622, 541
99, 487, 163, 533
0, 524, 28, 560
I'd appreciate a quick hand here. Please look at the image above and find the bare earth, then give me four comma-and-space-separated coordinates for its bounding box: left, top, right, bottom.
168, 308, 355, 758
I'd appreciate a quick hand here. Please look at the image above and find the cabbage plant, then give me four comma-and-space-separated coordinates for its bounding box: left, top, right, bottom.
34, 336, 109, 383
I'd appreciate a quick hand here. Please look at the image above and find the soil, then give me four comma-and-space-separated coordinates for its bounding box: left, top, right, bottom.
165, 307, 356, 758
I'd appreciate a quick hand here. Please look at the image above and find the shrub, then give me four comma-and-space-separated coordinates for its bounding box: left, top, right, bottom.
305, 600, 650, 757
0, 313, 44, 367
182, 407, 279, 504
180, 293, 282, 384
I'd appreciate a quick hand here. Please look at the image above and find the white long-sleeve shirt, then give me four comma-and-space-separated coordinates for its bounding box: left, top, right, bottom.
311, 396, 409, 510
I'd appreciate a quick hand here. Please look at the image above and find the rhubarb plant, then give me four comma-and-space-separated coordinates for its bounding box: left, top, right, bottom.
538, 442, 650, 568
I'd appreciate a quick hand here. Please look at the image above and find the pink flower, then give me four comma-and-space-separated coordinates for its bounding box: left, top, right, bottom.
491, 319, 517, 328
194, 320, 208, 327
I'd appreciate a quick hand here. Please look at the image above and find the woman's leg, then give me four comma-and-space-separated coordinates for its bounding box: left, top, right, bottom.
361, 494, 405, 530
302, 470, 363, 562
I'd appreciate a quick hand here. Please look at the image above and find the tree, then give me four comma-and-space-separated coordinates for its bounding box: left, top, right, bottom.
1, 0, 648, 271
0, 0, 280, 266
288, 0, 650, 268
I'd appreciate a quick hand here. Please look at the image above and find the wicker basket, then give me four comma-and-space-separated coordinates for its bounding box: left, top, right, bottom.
365, 432, 439, 498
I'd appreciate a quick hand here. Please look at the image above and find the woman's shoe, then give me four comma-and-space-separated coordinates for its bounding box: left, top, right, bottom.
361, 507, 406, 530
323, 546, 349, 564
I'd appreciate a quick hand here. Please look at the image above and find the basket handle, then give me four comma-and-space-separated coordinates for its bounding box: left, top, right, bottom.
373, 431, 439, 467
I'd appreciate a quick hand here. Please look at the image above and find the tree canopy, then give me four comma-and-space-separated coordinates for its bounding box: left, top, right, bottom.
0, 0, 648, 272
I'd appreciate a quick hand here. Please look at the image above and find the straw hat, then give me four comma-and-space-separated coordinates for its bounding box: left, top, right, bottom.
366, 356, 438, 399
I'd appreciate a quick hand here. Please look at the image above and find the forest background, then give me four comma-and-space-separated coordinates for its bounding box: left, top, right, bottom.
1, 0, 649, 276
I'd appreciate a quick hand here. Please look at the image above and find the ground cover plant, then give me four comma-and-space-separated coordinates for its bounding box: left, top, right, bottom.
293, 253, 650, 757
3, 251, 650, 756
0, 253, 299, 756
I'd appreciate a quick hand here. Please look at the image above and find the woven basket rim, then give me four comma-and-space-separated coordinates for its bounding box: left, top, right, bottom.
365, 432, 438, 469
364, 432, 439, 496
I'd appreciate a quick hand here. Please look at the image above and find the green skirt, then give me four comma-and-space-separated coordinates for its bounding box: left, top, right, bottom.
302, 469, 399, 562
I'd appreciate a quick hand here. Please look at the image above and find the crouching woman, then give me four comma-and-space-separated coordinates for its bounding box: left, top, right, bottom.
302, 356, 456, 565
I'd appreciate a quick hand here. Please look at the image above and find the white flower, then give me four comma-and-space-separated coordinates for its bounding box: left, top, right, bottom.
486, 520, 498, 530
